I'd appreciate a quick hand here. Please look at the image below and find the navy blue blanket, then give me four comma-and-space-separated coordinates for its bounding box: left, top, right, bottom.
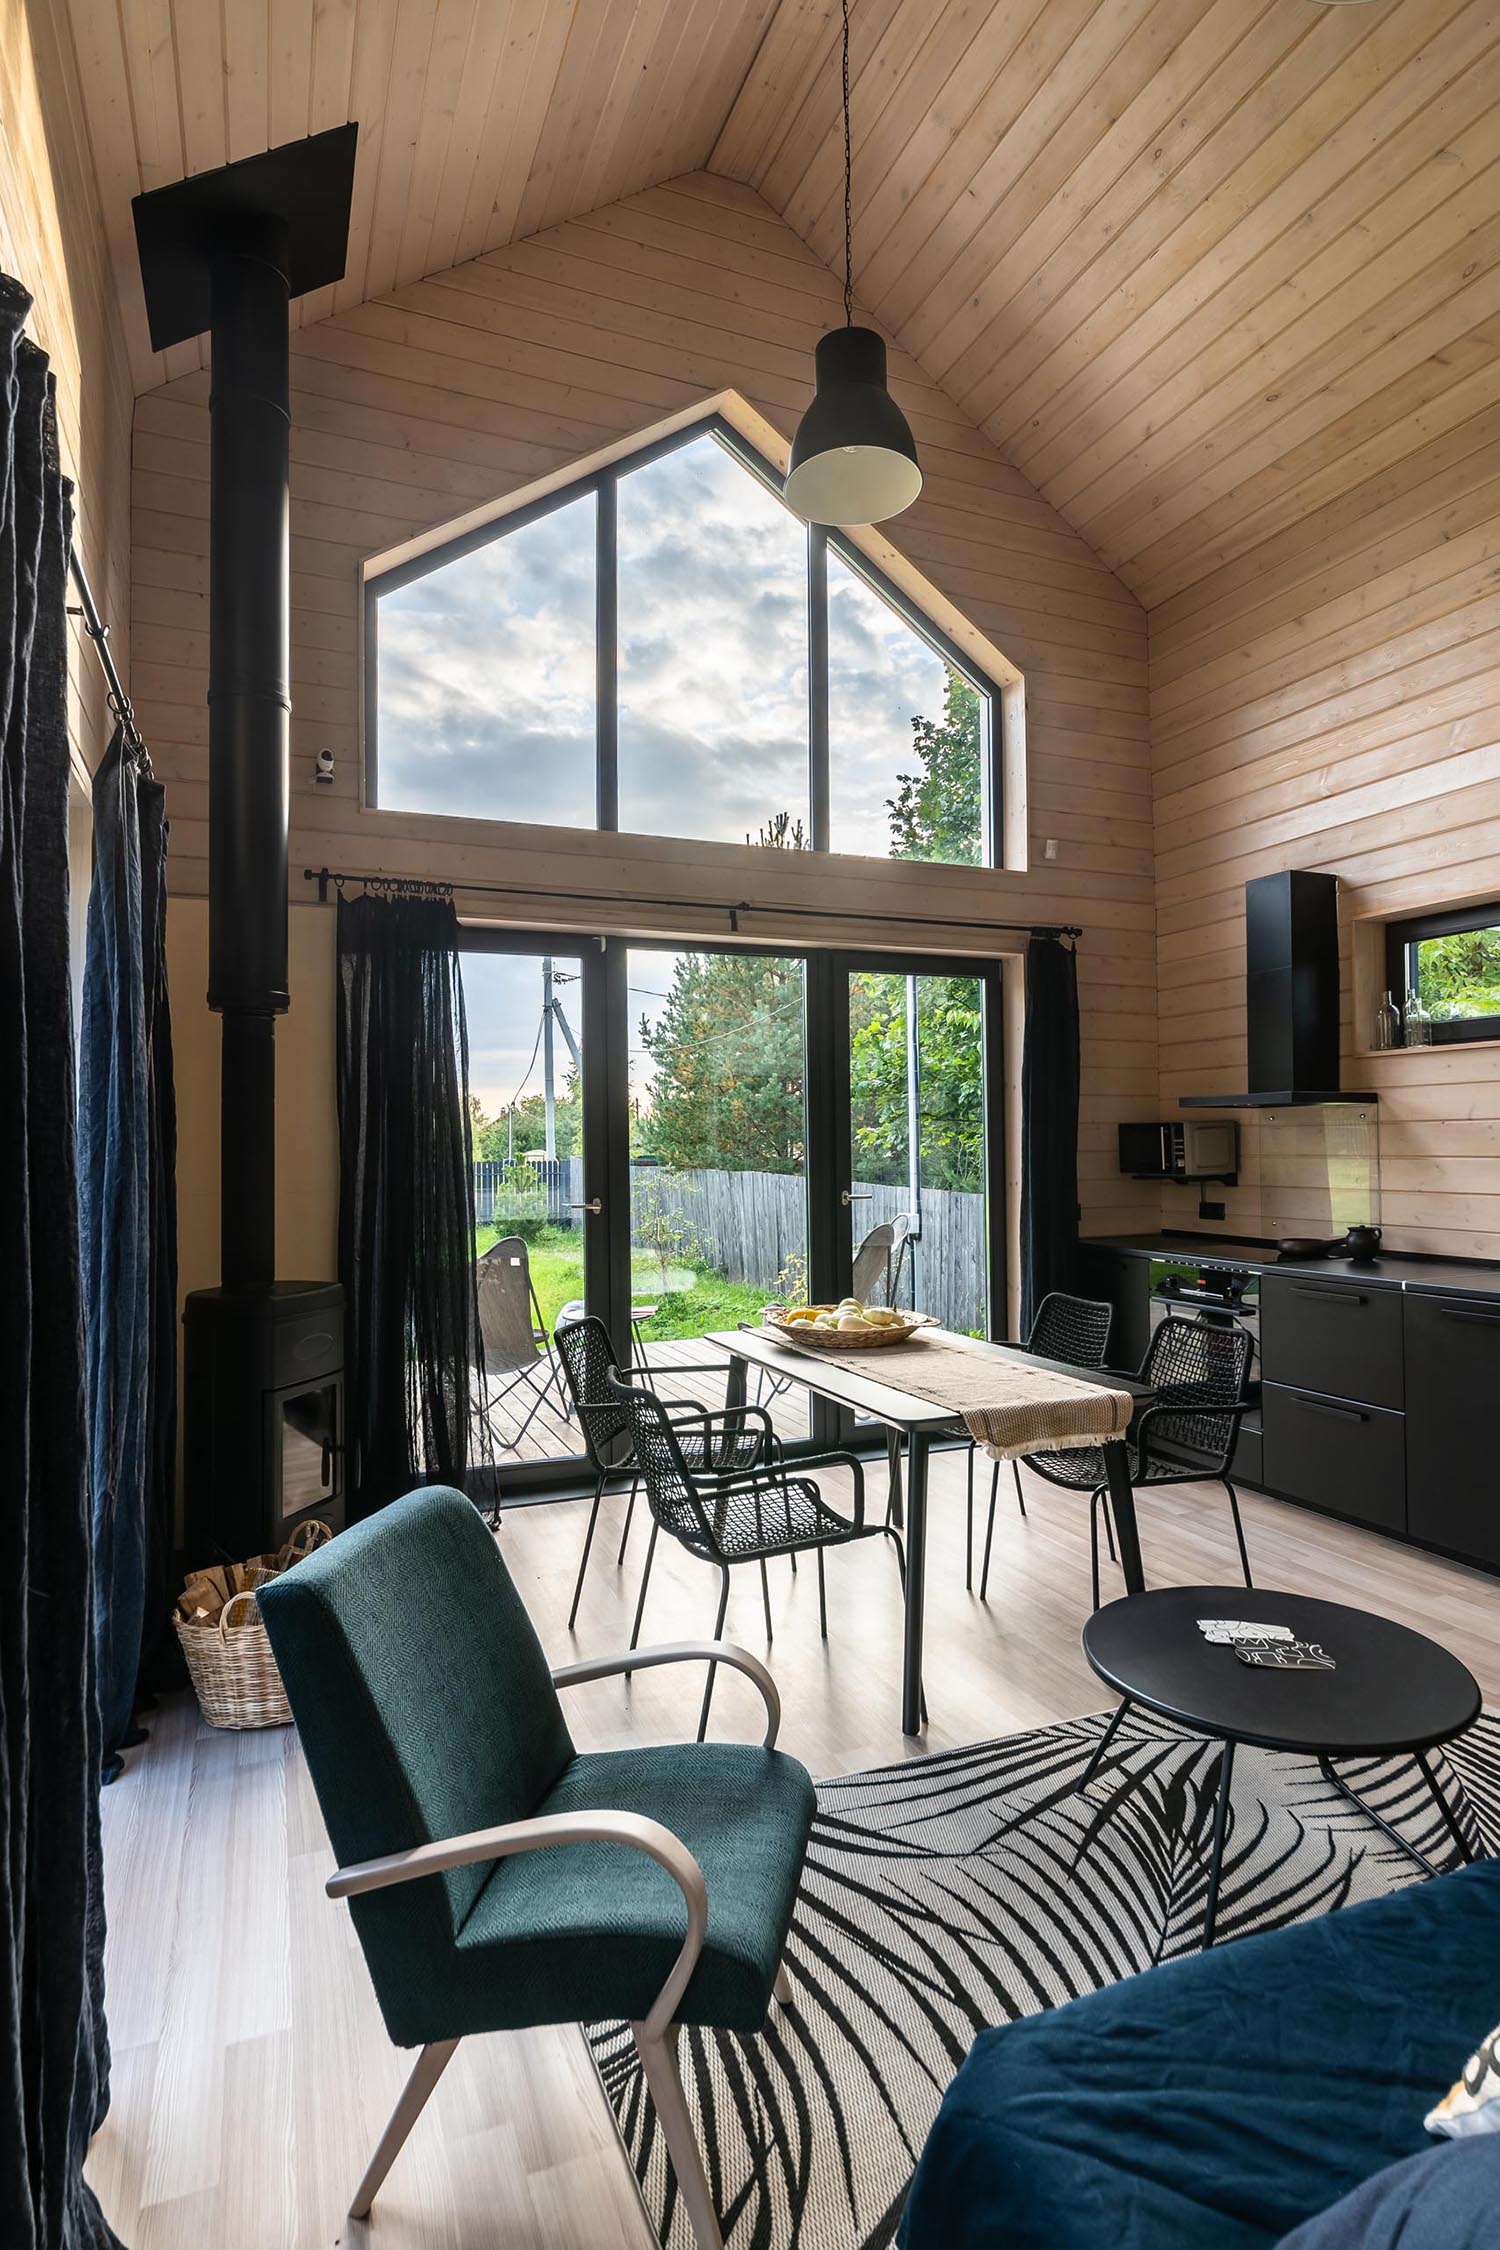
901, 1858, 1500, 2250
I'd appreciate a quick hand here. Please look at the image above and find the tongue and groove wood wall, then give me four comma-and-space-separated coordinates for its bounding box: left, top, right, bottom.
127, 170, 1159, 1248
1152, 398, 1500, 1259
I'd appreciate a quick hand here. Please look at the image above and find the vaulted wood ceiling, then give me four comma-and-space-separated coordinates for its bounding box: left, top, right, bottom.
64, 0, 1500, 602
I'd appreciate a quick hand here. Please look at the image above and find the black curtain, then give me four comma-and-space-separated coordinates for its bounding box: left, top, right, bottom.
1019, 934, 1081, 1339
0, 279, 124, 2247
336, 891, 487, 1517
79, 724, 176, 1783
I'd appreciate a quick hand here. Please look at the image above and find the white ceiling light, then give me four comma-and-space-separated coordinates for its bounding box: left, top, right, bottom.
784, 0, 921, 528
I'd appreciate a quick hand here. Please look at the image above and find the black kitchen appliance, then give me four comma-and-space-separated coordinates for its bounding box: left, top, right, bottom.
1150, 1255, 1261, 1397
1181, 871, 1376, 1110
1119, 1118, 1238, 1181
136, 131, 357, 1559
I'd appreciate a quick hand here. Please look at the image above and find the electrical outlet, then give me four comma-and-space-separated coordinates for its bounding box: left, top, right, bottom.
1198, 1197, 1226, 1222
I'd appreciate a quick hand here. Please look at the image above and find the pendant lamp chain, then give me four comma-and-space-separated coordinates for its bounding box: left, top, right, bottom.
841, 0, 853, 327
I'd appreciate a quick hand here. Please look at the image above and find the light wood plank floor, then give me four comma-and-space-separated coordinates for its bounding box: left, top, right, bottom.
91, 1455, 1500, 2249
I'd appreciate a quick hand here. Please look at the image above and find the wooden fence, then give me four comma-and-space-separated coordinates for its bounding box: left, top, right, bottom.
475, 1156, 986, 1334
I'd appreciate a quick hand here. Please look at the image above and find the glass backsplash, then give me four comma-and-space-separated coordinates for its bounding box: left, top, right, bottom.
1252, 1104, 1381, 1239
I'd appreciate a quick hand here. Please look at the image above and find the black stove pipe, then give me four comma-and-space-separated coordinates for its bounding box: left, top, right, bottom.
207, 215, 291, 1296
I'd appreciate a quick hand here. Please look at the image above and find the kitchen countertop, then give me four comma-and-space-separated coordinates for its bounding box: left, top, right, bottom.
1080, 1233, 1500, 1300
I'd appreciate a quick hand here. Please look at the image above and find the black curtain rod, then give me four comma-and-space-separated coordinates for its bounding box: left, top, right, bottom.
302, 864, 1080, 942
67, 549, 151, 773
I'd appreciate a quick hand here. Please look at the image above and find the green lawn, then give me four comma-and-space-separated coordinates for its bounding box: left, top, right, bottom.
474, 1222, 770, 1342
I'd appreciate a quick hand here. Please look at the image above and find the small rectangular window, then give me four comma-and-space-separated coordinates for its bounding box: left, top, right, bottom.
1386, 904, 1500, 1044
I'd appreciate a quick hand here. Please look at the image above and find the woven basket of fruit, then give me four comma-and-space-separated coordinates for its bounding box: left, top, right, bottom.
762, 1300, 933, 1351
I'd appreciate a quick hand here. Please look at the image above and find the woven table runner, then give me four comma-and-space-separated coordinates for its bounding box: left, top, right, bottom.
808, 1330, 1134, 1461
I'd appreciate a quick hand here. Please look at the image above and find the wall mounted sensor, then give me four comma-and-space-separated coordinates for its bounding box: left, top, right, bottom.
313, 748, 335, 786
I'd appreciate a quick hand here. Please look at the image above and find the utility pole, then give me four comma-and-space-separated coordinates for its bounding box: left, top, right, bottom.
542, 955, 556, 1161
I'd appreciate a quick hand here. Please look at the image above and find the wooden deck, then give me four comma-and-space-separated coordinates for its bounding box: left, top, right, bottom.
481, 1332, 813, 1470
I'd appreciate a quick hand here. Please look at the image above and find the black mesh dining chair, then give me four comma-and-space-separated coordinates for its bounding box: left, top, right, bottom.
969, 1291, 1114, 1597
554, 1315, 771, 1630
607, 1368, 914, 1739
1023, 1314, 1254, 1611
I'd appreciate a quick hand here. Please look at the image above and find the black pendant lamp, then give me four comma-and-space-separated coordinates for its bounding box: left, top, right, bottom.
784, 0, 921, 527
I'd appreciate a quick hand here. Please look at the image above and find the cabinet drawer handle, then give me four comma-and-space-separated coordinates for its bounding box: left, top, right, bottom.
1290, 1285, 1367, 1305
1291, 1394, 1367, 1423
1441, 1307, 1500, 1325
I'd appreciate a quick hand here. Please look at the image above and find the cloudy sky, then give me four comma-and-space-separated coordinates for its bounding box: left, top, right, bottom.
462, 943, 696, 1129
374, 429, 952, 857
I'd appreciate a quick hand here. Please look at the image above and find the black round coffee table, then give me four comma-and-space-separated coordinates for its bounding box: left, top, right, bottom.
1081, 1586, 1482, 1947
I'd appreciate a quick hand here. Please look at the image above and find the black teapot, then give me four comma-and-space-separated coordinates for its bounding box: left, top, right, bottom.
1344, 1225, 1383, 1263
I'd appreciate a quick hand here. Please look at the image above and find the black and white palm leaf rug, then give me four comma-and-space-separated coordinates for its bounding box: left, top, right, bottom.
587, 1707, 1500, 2250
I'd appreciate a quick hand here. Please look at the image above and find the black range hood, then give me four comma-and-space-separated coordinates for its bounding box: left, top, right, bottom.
1180, 870, 1376, 1110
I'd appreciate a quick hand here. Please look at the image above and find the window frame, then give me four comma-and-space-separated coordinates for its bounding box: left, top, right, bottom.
1385, 901, 1500, 1046
364, 412, 1002, 867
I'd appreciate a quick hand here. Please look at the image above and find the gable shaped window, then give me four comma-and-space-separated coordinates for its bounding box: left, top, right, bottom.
366, 418, 1000, 867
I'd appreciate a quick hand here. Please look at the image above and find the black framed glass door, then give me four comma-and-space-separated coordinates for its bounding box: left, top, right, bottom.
460, 934, 599, 1481
457, 931, 1004, 1492
817, 953, 1005, 1444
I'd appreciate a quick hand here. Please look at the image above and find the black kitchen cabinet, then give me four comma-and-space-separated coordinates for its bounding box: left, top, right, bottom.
1261, 1272, 1404, 1410
1405, 1292, 1500, 1567
1262, 1381, 1406, 1535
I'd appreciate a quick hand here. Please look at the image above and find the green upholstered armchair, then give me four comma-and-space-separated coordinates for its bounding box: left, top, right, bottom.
257, 1484, 816, 2250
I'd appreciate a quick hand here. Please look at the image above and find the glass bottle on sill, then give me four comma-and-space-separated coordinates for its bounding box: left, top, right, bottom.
1403, 988, 1432, 1047
1373, 990, 1400, 1051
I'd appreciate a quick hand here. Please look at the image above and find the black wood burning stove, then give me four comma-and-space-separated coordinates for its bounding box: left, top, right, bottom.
134, 130, 357, 1561
183, 1284, 343, 1557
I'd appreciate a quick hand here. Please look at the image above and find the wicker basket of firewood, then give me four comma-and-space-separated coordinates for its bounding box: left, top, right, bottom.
174, 1520, 331, 1729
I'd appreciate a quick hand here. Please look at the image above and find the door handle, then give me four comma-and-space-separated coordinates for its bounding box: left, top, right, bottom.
569, 1198, 602, 1215
1290, 1285, 1367, 1305
1292, 1394, 1367, 1423
1441, 1306, 1500, 1325
841, 1189, 872, 1206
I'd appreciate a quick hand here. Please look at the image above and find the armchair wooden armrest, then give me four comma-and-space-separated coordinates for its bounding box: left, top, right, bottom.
552, 1639, 781, 1748
328, 1806, 706, 2043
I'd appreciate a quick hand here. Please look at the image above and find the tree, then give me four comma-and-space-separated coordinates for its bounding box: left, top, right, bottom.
1413, 927, 1500, 1022
635, 953, 805, 1172
887, 670, 983, 866
474, 1070, 582, 1161
632, 683, 985, 1187
849, 972, 984, 1192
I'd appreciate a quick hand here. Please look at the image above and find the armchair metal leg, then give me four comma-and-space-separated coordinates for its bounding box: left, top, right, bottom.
633, 2024, 725, 2250
568, 1473, 606, 1629
1099, 1492, 1117, 1563
759, 1558, 774, 1644
815, 1546, 828, 1639
617, 1473, 639, 1566
1089, 1490, 1105, 1612
1224, 1477, 1253, 1588
774, 1957, 794, 2008
348, 2037, 459, 2220
1011, 1457, 1026, 1519
697, 1568, 731, 1742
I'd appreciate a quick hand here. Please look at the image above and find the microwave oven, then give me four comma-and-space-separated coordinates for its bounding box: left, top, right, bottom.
1118, 1119, 1238, 1181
